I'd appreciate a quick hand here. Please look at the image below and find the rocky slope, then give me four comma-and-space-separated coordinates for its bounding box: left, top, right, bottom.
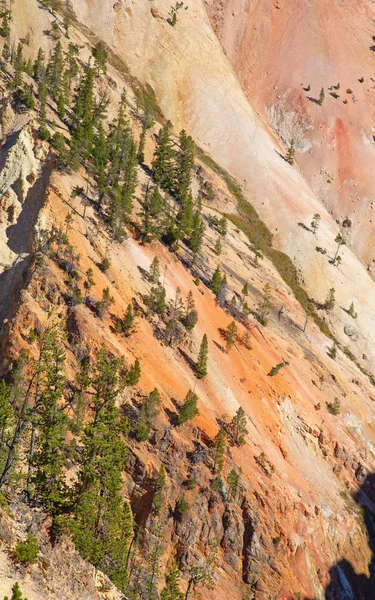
0, 1, 375, 599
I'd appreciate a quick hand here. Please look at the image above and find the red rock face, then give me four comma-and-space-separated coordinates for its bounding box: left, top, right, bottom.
205, 0, 375, 265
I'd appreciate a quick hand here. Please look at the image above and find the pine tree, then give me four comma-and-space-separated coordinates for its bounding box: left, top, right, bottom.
93, 41, 108, 75
285, 139, 295, 165
145, 284, 166, 315
124, 358, 141, 386
311, 213, 321, 235
183, 290, 198, 331
318, 87, 325, 105
325, 287, 335, 310
188, 206, 205, 263
214, 237, 222, 256
70, 351, 132, 588
139, 185, 163, 244
83, 267, 96, 297
334, 233, 346, 264
137, 123, 147, 164
98, 286, 114, 318
227, 468, 241, 500
0, 7, 10, 39
174, 129, 194, 203
149, 256, 161, 284
228, 407, 248, 446
93, 124, 108, 204
123, 303, 136, 337
152, 120, 175, 192
11, 43, 24, 88
4, 582, 26, 600
196, 334, 208, 379
161, 563, 183, 600
46, 41, 64, 100
70, 66, 95, 167
210, 266, 222, 296
176, 191, 194, 238
64, 0, 75, 35
225, 320, 238, 353
255, 283, 272, 326
211, 428, 226, 473
177, 390, 199, 425
31, 328, 68, 513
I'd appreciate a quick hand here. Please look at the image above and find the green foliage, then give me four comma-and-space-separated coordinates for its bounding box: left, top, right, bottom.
145, 284, 166, 315
122, 303, 136, 337
227, 468, 241, 500
152, 120, 175, 193
4, 582, 27, 600
255, 283, 272, 326
139, 185, 163, 244
227, 407, 248, 446
93, 41, 108, 75
214, 237, 222, 256
348, 301, 358, 319
224, 320, 238, 353
326, 397, 341, 415
209, 265, 223, 296
161, 563, 183, 600
325, 287, 335, 310
196, 334, 208, 379
124, 358, 141, 386
267, 361, 288, 377
318, 87, 325, 105
177, 390, 199, 425
285, 139, 295, 165
15, 533, 38, 565
255, 452, 275, 477
328, 342, 337, 360
136, 388, 161, 441
177, 494, 189, 514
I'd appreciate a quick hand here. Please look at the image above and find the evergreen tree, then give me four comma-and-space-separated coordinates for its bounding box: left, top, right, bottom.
64, 0, 75, 35
124, 358, 141, 386
214, 237, 222, 256
188, 205, 205, 263
145, 284, 166, 315
318, 87, 325, 105
211, 428, 226, 473
46, 41, 64, 99
139, 184, 163, 244
255, 283, 272, 326
177, 390, 199, 425
4, 582, 27, 600
0, 7, 10, 39
137, 123, 147, 164
311, 213, 321, 235
325, 287, 335, 310
123, 303, 136, 337
145, 524, 163, 600
93, 124, 108, 205
71, 350, 132, 588
285, 139, 295, 165
225, 321, 238, 353
196, 334, 208, 379
174, 129, 194, 203
31, 328, 69, 513
228, 407, 248, 446
227, 468, 241, 500
120, 137, 138, 219
70, 66, 95, 167
161, 563, 183, 600
149, 256, 161, 284
11, 43, 24, 88
183, 291, 198, 331
152, 120, 175, 192
176, 191, 194, 238
93, 41, 108, 75
334, 232, 346, 264
209, 266, 222, 296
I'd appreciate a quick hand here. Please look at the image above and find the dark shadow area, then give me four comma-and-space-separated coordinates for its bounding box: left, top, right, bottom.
307, 96, 321, 105
302, 473, 375, 599
6, 163, 51, 254
298, 222, 312, 233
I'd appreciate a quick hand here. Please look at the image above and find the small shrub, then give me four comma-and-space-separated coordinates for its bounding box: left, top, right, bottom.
177, 495, 189, 515
186, 475, 197, 490
98, 257, 111, 272
329, 92, 339, 99
346, 88, 353, 94
15, 533, 38, 564
326, 397, 341, 415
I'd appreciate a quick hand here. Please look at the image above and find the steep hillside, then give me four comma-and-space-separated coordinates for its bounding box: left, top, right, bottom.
0, 1, 374, 600
205, 0, 375, 267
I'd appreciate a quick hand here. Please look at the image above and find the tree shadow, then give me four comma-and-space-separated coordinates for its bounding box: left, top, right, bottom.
298, 222, 312, 233
307, 96, 321, 105
303, 472, 375, 599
